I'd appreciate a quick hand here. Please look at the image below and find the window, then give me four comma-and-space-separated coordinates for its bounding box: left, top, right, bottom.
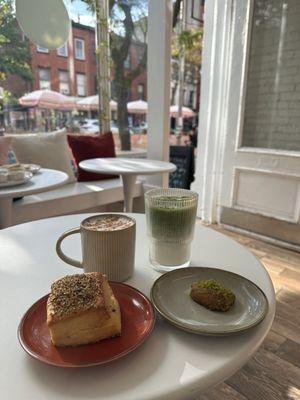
76, 73, 86, 96
74, 38, 85, 60
38, 68, 51, 90
242, 0, 300, 151
124, 53, 131, 69
36, 45, 49, 53
136, 46, 144, 63
137, 83, 144, 100
59, 70, 70, 95
57, 43, 68, 57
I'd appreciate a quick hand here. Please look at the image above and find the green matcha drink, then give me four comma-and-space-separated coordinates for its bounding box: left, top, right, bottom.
145, 189, 198, 271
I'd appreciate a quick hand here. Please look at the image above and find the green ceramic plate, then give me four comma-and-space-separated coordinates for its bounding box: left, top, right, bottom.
151, 267, 268, 336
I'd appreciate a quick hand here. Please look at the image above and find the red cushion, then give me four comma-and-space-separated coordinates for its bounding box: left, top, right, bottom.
67, 132, 117, 182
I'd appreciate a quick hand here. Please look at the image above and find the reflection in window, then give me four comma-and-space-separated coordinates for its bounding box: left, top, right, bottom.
74, 38, 85, 60
59, 70, 70, 95
243, 0, 300, 151
76, 73, 86, 96
38, 68, 51, 89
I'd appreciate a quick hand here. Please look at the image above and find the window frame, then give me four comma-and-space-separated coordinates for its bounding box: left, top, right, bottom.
74, 38, 85, 60
57, 43, 68, 57
58, 70, 70, 95
76, 73, 86, 97
137, 83, 145, 100
36, 45, 49, 54
38, 67, 51, 90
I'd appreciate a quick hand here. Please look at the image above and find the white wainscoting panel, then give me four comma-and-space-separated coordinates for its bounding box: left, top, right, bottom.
233, 169, 300, 222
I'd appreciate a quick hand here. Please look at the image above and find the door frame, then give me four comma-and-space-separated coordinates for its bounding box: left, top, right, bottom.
193, 0, 235, 223
193, 0, 300, 221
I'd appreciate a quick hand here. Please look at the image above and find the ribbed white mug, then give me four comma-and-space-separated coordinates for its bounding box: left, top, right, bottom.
56, 214, 136, 282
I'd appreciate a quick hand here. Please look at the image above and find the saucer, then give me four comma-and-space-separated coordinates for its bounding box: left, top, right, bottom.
151, 267, 268, 336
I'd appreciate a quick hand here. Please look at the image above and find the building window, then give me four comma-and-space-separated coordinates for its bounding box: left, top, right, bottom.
136, 46, 144, 63
76, 73, 86, 96
57, 43, 68, 57
74, 38, 85, 60
124, 53, 131, 69
59, 70, 70, 95
38, 68, 51, 90
36, 45, 49, 53
137, 83, 144, 100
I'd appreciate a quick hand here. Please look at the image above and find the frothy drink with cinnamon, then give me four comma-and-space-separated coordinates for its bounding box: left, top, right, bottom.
56, 214, 136, 282
83, 215, 135, 231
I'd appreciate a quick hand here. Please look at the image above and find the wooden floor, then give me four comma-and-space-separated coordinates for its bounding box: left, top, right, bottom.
201, 225, 300, 400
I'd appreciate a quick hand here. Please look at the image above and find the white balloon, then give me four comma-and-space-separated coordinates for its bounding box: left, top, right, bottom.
16, 0, 70, 49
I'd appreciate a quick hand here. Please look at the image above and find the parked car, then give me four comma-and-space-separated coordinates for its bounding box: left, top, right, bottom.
80, 119, 99, 134
80, 119, 134, 135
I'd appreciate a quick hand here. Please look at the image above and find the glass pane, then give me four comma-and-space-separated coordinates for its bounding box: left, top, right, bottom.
242, 0, 300, 151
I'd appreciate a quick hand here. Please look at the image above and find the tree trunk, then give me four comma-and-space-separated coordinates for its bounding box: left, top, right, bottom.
117, 86, 131, 151
95, 0, 111, 134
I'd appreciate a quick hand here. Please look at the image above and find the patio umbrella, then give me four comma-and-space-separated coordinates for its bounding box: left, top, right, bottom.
127, 100, 148, 114
77, 96, 117, 111
19, 89, 76, 109
170, 105, 196, 118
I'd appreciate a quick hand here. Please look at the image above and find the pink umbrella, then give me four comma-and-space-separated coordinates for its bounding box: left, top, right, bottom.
170, 105, 196, 118
77, 96, 117, 111
19, 89, 76, 109
127, 100, 148, 114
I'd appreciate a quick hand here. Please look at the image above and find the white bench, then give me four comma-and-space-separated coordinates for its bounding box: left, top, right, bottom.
11, 178, 144, 227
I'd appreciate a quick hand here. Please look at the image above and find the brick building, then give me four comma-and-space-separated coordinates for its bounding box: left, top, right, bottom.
5, 21, 147, 102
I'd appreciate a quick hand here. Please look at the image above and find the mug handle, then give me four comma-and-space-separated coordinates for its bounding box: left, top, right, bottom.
56, 227, 83, 268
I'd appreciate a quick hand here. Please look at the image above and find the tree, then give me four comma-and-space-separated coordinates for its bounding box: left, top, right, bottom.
74, 0, 147, 150
74, 0, 189, 150
0, 0, 33, 83
109, 0, 147, 150
171, 28, 203, 105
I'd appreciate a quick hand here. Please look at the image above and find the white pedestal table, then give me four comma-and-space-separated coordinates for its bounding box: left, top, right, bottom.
0, 168, 68, 228
79, 158, 176, 212
0, 213, 275, 400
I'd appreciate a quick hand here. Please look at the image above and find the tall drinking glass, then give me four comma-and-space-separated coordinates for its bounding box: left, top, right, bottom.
145, 188, 198, 272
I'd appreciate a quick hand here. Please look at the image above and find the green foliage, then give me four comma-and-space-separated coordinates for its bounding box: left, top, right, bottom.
0, 0, 33, 82
172, 28, 203, 66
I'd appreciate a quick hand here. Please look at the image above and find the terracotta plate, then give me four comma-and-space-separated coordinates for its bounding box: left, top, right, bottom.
18, 282, 155, 367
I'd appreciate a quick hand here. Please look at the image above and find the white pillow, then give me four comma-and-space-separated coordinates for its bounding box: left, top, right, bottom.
10, 129, 76, 182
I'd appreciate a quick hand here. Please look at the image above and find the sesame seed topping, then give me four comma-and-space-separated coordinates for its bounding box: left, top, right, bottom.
47, 273, 104, 320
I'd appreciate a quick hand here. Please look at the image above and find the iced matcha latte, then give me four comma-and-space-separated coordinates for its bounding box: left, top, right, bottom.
145, 188, 198, 271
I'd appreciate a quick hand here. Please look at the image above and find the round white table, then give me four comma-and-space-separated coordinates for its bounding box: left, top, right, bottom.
0, 168, 68, 229
0, 213, 275, 400
79, 158, 176, 212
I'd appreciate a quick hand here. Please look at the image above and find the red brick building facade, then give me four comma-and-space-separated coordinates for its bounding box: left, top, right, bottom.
5, 21, 147, 102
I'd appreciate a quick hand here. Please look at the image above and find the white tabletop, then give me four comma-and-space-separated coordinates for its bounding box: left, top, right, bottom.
0, 213, 275, 400
0, 168, 69, 198
79, 158, 176, 176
